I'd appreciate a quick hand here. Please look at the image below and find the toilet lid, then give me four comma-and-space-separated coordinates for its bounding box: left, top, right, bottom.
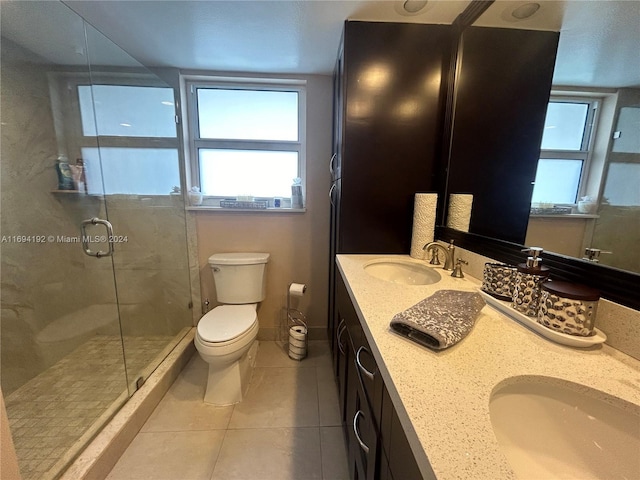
197, 305, 257, 343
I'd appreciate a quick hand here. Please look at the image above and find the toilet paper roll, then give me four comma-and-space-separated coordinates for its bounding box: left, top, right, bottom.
289, 351, 306, 361
289, 283, 307, 297
289, 344, 307, 356
410, 193, 438, 259
289, 336, 306, 348
289, 325, 307, 340
447, 194, 473, 232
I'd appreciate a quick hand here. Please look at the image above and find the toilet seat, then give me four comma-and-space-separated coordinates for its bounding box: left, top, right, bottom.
197, 305, 257, 344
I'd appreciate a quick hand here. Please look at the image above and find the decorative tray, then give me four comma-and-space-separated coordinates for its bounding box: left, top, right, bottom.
478, 290, 607, 348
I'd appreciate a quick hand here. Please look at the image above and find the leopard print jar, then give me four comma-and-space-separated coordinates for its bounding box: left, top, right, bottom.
482, 263, 517, 301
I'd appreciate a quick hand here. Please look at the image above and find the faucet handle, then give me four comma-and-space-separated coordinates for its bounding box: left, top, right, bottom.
429, 248, 442, 265
451, 258, 468, 278
583, 248, 612, 262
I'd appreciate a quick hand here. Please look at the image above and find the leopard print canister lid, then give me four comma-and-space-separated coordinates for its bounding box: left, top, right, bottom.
541, 280, 600, 301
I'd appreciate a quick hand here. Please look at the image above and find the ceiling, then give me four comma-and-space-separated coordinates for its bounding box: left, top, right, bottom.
2, 0, 639, 88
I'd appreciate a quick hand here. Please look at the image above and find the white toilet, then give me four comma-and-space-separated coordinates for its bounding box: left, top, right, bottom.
195, 252, 269, 405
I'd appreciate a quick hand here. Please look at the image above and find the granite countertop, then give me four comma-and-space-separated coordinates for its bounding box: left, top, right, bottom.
336, 254, 640, 480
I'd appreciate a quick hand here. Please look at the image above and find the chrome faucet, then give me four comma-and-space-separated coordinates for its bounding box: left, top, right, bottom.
423, 240, 455, 271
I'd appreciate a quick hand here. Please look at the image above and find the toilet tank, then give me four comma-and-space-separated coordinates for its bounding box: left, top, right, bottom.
208, 253, 270, 304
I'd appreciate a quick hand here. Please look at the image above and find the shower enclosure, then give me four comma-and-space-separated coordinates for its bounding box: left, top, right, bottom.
1, 2, 193, 479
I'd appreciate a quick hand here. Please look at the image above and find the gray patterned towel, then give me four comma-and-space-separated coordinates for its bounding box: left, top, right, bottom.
390, 290, 486, 350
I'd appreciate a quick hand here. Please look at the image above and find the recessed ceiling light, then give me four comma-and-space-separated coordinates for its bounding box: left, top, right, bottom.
403, 0, 428, 14
512, 2, 540, 20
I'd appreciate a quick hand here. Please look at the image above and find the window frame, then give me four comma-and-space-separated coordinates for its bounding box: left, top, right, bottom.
535, 96, 600, 205
183, 76, 307, 209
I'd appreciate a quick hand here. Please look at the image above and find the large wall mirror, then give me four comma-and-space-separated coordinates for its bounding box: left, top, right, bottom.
439, 0, 640, 309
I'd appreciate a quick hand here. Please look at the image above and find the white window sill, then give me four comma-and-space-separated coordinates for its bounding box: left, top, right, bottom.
186, 206, 306, 213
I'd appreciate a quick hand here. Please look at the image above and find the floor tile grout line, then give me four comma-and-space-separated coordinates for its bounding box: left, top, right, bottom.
106, 342, 342, 479
207, 428, 229, 480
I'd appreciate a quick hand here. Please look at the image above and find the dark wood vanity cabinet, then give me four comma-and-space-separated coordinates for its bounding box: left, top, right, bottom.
334, 273, 423, 480
328, 19, 452, 357
328, 20, 560, 480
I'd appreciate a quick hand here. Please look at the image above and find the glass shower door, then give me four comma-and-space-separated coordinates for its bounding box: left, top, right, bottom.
0, 3, 129, 479
83, 24, 194, 393
1, 3, 193, 480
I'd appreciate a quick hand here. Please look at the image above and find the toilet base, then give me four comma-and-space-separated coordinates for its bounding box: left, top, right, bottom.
203, 340, 259, 405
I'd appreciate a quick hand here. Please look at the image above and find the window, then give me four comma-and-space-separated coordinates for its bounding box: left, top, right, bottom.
76, 82, 180, 195
531, 98, 598, 205
184, 78, 306, 209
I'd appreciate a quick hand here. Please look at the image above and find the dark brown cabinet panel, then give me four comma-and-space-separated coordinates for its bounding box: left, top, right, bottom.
382, 385, 423, 480
334, 271, 423, 480
333, 21, 452, 256
328, 19, 452, 374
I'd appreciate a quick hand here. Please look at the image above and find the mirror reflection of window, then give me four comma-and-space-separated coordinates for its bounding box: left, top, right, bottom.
531, 98, 599, 205
612, 106, 640, 154
602, 162, 640, 206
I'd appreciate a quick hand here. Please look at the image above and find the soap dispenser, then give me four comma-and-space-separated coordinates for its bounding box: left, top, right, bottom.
512, 247, 550, 317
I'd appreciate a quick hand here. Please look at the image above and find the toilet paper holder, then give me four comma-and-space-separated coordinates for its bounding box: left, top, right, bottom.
287, 283, 308, 360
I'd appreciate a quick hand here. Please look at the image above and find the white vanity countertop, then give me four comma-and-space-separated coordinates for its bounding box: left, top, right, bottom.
336, 254, 640, 480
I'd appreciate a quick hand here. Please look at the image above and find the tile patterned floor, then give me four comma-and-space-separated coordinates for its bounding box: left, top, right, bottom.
5, 335, 173, 480
106, 340, 349, 480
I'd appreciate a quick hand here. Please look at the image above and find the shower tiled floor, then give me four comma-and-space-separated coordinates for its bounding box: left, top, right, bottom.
106, 340, 349, 480
5, 335, 173, 480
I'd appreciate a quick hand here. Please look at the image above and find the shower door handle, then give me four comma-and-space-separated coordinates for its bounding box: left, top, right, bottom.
81, 217, 114, 258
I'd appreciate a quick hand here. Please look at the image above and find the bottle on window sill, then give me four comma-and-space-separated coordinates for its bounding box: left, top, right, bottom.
291, 177, 303, 209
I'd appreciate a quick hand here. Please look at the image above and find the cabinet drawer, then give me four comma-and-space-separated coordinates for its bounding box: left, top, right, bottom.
337, 272, 383, 427
348, 362, 380, 480
352, 332, 383, 428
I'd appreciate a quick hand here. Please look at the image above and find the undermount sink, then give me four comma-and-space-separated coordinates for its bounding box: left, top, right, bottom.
489, 376, 640, 480
363, 258, 441, 285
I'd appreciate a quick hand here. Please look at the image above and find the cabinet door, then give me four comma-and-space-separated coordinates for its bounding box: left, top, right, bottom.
331, 47, 344, 182
328, 178, 341, 352
381, 384, 423, 480
335, 270, 357, 422
347, 354, 380, 480
353, 333, 384, 428
379, 449, 392, 480
338, 21, 452, 254
388, 403, 423, 480
334, 316, 349, 422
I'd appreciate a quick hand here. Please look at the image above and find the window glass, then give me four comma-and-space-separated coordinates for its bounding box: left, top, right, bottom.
78, 85, 176, 137
197, 89, 298, 141
602, 162, 640, 206
531, 158, 583, 204
82, 147, 180, 195
199, 149, 298, 198
541, 102, 589, 150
